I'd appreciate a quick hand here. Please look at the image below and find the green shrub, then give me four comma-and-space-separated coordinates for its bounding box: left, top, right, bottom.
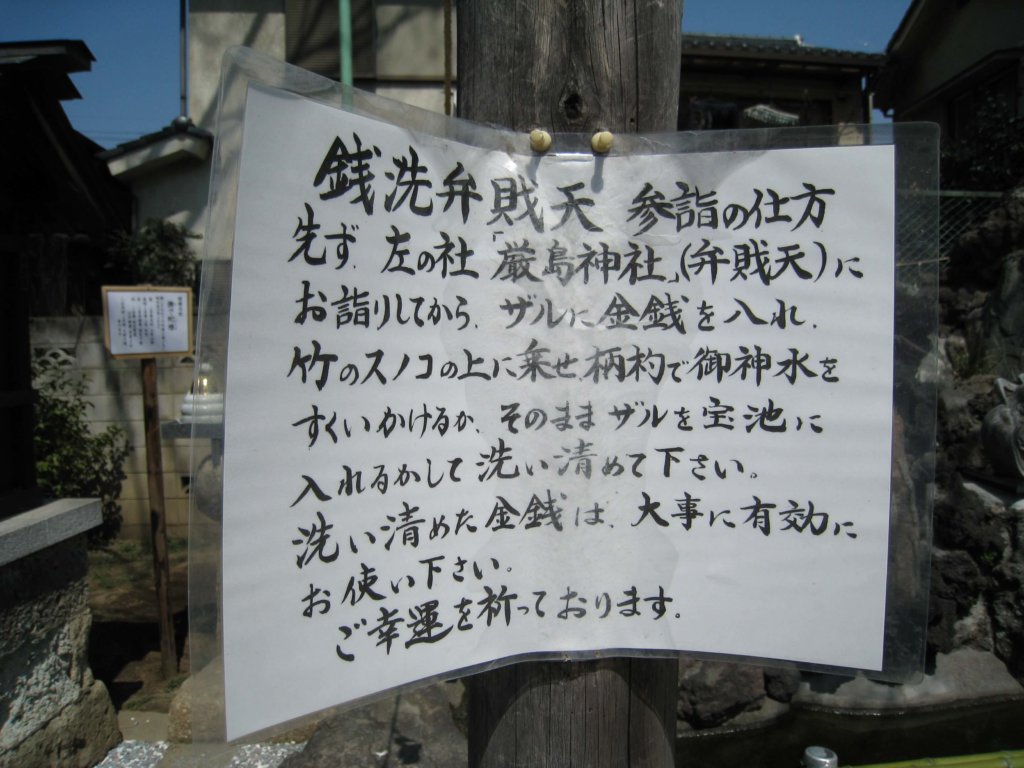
33, 360, 130, 546
942, 93, 1024, 191
107, 218, 199, 289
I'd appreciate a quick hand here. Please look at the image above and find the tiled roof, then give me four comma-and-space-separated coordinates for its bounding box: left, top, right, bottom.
0, 39, 94, 101
0, 39, 130, 237
681, 32, 885, 70
98, 118, 212, 162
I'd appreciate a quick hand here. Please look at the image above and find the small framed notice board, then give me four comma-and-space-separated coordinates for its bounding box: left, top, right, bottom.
101, 286, 193, 359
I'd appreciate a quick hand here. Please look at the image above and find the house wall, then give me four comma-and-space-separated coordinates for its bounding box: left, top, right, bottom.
679, 71, 868, 128
890, 0, 1024, 120
287, 0, 452, 109
30, 317, 205, 540
92, 2, 452, 540
374, 1, 450, 80
189, 0, 287, 133
132, 157, 212, 235
165, 0, 289, 245
179, 1, 450, 242
365, 82, 449, 113
188, 0, 450, 132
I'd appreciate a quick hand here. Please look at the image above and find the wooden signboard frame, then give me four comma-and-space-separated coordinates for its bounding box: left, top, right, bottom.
101, 283, 193, 678
101, 285, 194, 360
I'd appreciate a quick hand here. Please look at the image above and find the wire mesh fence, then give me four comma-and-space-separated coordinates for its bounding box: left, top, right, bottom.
938, 190, 1004, 258
897, 189, 1004, 287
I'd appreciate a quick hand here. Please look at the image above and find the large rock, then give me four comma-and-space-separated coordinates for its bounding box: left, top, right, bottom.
933, 481, 1008, 561
280, 682, 466, 768
936, 373, 998, 474
953, 597, 995, 651
929, 548, 986, 654
793, 649, 1023, 712
930, 189, 1024, 687
677, 658, 765, 729
944, 191, 1024, 377
978, 250, 1024, 377
167, 659, 224, 743
763, 665, 802, 703
168, 657, 318, 745
992, 500, 1024, 679
4, 679, 120, 768
926, 480, 1024, 681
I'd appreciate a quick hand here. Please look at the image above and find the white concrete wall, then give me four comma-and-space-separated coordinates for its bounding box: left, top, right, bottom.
128, 1, 451, 243
132, 159, 212, 237
375, 2, 451, 79
95, 3, 454, 539
30, 317, 206, 540
369, 82, 450, 113
189, 0, 287, 132
142, 0, 287, 244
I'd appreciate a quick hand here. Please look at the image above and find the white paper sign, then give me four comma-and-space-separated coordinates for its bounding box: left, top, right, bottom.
102, 287, 191, 357
221, 83, 895, 738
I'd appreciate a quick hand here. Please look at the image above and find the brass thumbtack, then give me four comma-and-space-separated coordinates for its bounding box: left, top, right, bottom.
591, 130, 613, 154
529, 129, 553, 153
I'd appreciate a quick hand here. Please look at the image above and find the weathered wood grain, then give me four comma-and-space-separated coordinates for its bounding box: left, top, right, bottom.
459, 3, 682, 764
457, 0, 682, 133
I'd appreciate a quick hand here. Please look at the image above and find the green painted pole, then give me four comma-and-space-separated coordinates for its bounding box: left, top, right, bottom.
849, 750, 1024, 768
338, 0, 353, 87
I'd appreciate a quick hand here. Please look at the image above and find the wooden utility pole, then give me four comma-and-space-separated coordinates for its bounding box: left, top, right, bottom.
141, 356, 178, 679
458, 1, 681, 134
457, 2, 683, 766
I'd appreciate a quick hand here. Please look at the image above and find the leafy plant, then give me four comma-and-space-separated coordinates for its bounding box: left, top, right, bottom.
33, 360, 130, 546
942, 93, 1024, 192
107, 218, 199, 288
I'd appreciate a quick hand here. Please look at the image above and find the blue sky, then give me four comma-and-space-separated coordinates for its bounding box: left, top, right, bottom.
5, 0, 912, 148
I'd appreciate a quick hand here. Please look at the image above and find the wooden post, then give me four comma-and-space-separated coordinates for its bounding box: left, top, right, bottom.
457, 0, 681, 134
457, 1, 682, 766
141, 356, 178, 679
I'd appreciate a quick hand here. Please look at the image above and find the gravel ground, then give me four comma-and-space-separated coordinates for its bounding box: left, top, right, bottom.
225, 744, 305, 767
95, 740, 304, 768
94, 741, 169, 768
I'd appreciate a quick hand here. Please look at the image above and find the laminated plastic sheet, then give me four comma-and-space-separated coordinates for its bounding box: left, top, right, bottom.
188, 46, 939, 741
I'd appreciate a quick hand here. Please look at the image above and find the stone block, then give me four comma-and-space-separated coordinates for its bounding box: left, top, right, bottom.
0, 500, 100, 567
0, 612, 92, 749
1, 679, 121, 768
0, 514, 120, 766
168, 658, 226, 743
